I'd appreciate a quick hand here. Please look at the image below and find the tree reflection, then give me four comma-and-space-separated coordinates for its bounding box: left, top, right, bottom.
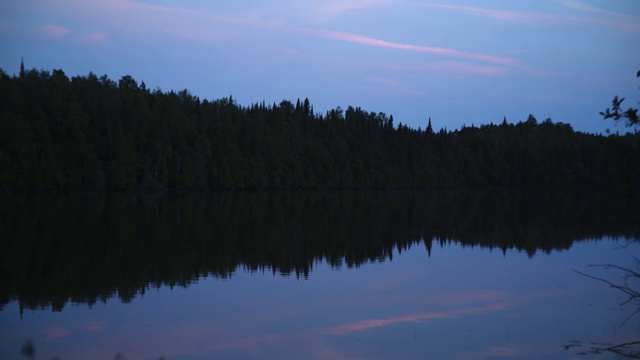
1, 189, 639, 312
574, 242, 640, 359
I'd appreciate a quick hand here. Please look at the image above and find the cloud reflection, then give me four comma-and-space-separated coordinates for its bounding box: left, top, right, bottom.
85, 320, 106, 332
318, 302, 511, 336
126, 295, 513, 358
43, 326, 68, 341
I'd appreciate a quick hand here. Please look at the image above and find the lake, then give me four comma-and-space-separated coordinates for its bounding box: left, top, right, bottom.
1, 190, 639, 359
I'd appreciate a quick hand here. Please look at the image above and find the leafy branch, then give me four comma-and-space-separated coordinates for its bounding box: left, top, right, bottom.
600, 70, 640, 128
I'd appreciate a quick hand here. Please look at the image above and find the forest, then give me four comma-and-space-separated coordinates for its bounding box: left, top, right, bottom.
1, 65, 639, 191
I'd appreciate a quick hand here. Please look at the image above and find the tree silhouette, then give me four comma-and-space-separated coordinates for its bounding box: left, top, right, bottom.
601, 70, 640, 129
1, 64, 639, 191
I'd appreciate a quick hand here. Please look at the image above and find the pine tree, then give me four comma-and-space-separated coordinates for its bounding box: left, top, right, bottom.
19, 57, 25, 78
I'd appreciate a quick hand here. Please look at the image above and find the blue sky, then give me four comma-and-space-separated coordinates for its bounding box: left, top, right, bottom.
1, 0, 638, 133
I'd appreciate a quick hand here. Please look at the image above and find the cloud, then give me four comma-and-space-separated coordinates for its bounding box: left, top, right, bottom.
40, 24, 71, 38
303, 28, 517, 66
558, 0, 640, 32
367, 77, 426, 97
415, 61, 508, 76
414, 1, 640, 32
0, 21, 17, 33
413, 3, 533, 22
559, 0, 624, 17
57, 0, 245, 42
49, 0, 516, 67
311, 0, 394, 22
84, 32, 107, 43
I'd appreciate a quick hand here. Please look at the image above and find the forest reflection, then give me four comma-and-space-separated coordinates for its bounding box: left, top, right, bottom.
1, 190, 638, 313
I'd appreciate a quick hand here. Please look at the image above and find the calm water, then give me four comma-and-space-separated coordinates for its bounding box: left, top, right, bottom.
1, 190, 639, 359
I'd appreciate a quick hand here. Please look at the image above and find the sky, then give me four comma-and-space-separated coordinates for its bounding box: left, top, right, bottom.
1, 0, 639, 134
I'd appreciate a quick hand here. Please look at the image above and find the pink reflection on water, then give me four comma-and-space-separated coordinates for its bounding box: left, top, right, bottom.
43, 326, 68, 341
85, 320, 106, 332
424, 290, 507, 305
318, 302, 512, 336
459, 342, 564, 360
360, 289, 509, 309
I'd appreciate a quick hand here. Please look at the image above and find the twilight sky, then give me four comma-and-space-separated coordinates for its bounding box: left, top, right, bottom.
1, 0, 638, 133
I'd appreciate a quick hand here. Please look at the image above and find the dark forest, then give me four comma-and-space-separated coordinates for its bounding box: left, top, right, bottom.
1, 67, 639, 191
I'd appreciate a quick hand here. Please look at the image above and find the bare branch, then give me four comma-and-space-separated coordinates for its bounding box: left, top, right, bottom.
621, 306, 640, 327
606, 340, 640, 359
587, 264, 640, 279
573, 269, 639, 302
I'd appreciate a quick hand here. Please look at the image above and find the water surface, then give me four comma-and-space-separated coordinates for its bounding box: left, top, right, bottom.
1, 190, 638, 359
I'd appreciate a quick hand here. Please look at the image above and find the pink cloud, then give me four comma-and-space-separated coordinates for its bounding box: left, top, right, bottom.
305, 28, 517, 66
0, 21, 17, 32
558, 0, 640, 32
54, 0, 517, 66
84, 32, 107, 43
366, 77, 426, 97
560, 0, 623, 17
312, 0, 394, 22
418, 1, 640, 33
427, 61, 507, 76
417, 3, 530, 21
40, 24, 71, 38
57, 0, 244, 42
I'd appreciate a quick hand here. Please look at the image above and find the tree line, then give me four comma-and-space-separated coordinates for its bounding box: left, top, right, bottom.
1, 66, 639, 191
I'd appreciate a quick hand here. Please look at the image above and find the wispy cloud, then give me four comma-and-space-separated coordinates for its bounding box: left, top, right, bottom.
558, 0, 640, 32
303, 28, 517, 66
366, 76, 426, 97
58, 0, 246, 42
414, 1, 640, 32
53, 0, 517, 68
559, 0, 626, 17
40, 24, 71, 38
0, 21, 17, 33
311, 0, 394, 22
414, 61, 508, 76
413, 3, 534, 22
84, 32, 107, 43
